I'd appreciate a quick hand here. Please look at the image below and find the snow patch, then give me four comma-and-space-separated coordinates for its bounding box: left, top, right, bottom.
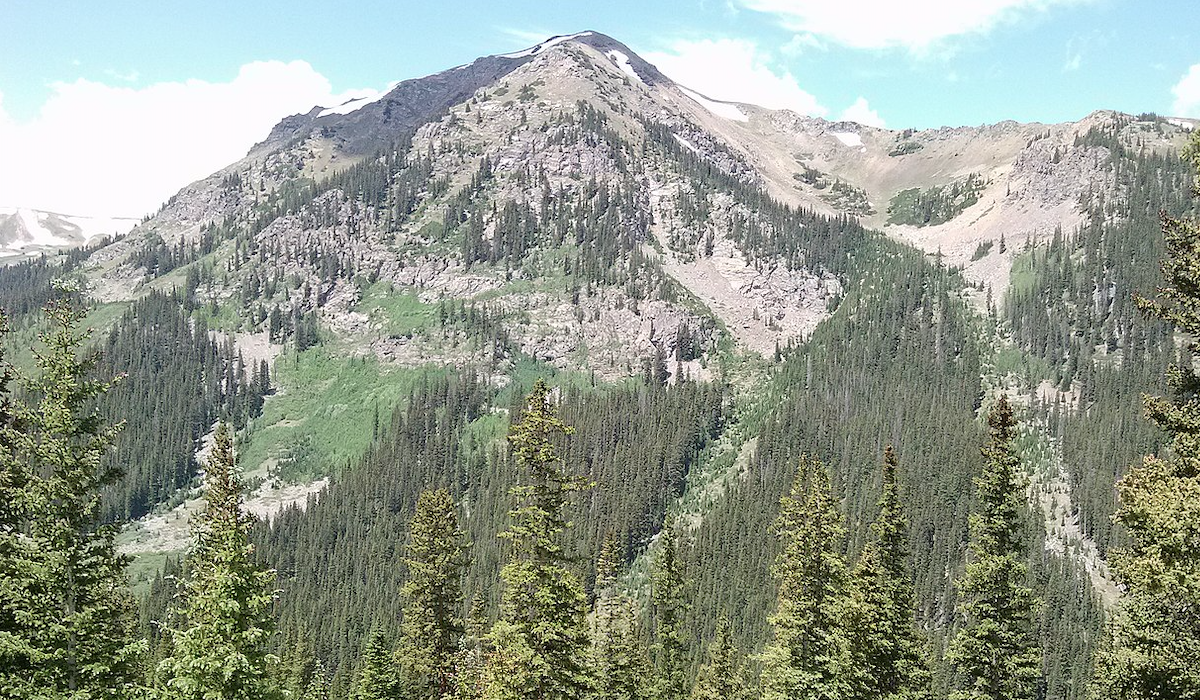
0, 207, 136, 250
501, 31, 594, 59
317, 83, 397, 118
831, 131, 863, 148
606, 50, 642, 84
678, 86, 748, 122
672, 133, 699, 153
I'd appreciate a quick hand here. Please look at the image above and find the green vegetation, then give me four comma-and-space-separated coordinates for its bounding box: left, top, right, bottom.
241, 348, 446, 482
888, 140, 924, 157
355, 282, 437, 337
887, 174, 986, 227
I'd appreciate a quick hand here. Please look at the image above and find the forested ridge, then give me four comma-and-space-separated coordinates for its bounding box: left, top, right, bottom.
1, 98, 1199, 700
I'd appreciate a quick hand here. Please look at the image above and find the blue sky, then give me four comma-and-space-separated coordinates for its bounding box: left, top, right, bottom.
3, 0, 1199, 218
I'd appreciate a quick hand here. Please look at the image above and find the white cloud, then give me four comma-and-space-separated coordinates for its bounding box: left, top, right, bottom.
643, 38, 826, 116
0, 61, 379, 218
739, 0, 1092, 52
1171, 64, 1200, 118
840, 97, 885, 128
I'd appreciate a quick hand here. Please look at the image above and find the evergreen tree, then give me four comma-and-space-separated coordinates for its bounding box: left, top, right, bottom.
844, 445, 932, 700
2, 286, 145, 698
158, 422, 279, 699
354, 629, 398, 700
395, 488, 468, 700
650, 522, 688, 700
0, 309, 44, 698
592, 536, 652, 700
947, 395, 1041, 700
760, 454, 849, 700
1091, 133, 1200, 700
690, 615, 749, 700
450, 594, 490, 700
484, 379, 593, 700
303, 660, 331, 700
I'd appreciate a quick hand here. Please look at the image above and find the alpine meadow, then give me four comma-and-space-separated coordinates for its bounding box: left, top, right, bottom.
2, 28, 1200, 700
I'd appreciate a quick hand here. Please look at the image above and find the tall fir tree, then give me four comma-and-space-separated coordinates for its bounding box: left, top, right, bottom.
158, 422, 279, 700
484, 379, 594, 700
2, 286, 145, 698
844, 445, 932, 700
650, 522, 688, 700
395, 488, 468, 700
760, 454, 850, 700
1091, 132, 1200, 700
690, 615, 749, 700
592, 535, 652, 700
947, 395, 1041, 700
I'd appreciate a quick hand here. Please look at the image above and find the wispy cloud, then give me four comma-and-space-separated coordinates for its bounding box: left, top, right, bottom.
495, 26, 553, 48
0, 61, 377, 218
737, 0, 1094, 53
103, 68, 140, 82
643, 37, 826, 115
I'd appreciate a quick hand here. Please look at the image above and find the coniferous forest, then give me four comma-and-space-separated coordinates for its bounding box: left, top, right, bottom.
2, 97, 1200, 700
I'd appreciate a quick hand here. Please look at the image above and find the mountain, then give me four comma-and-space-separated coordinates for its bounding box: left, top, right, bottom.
0, 206, 137, 261
2, 31, 1195, 699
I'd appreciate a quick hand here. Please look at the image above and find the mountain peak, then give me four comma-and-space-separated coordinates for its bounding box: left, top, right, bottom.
496, 31, 668, 86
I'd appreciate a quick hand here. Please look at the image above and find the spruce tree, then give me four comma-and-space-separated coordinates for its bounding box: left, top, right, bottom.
484, 379, 593, 700
650, 522, 688, 700
1091, 132, 1200, 700
844, 445, 931, 700
947, 395, 1041, 700
592, 536, 652, 700
3, 287, 145, 698
395, 488, 467, 700
690, 615, 749, 700
760, 454, 849, 700
158, 422, 279, 700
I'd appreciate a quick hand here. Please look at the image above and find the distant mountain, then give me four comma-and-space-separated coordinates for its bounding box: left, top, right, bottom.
0, 207, 137, 260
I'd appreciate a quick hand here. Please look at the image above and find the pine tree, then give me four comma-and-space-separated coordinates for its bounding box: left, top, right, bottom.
650, 522, 688, 700
2, 286, 145, 698
484, 379, 593, 700
760, 454, 849, 700
1091, 132, 1200, 700
690, 615, 749, 700
158, 422, 279, 699
947, 395, 1041, 700
592, 535, 652, 700
844, 445, 932, 700
395, 488, 467, 700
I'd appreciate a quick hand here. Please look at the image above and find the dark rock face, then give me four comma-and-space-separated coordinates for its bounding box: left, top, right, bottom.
251, 54, 535, 156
